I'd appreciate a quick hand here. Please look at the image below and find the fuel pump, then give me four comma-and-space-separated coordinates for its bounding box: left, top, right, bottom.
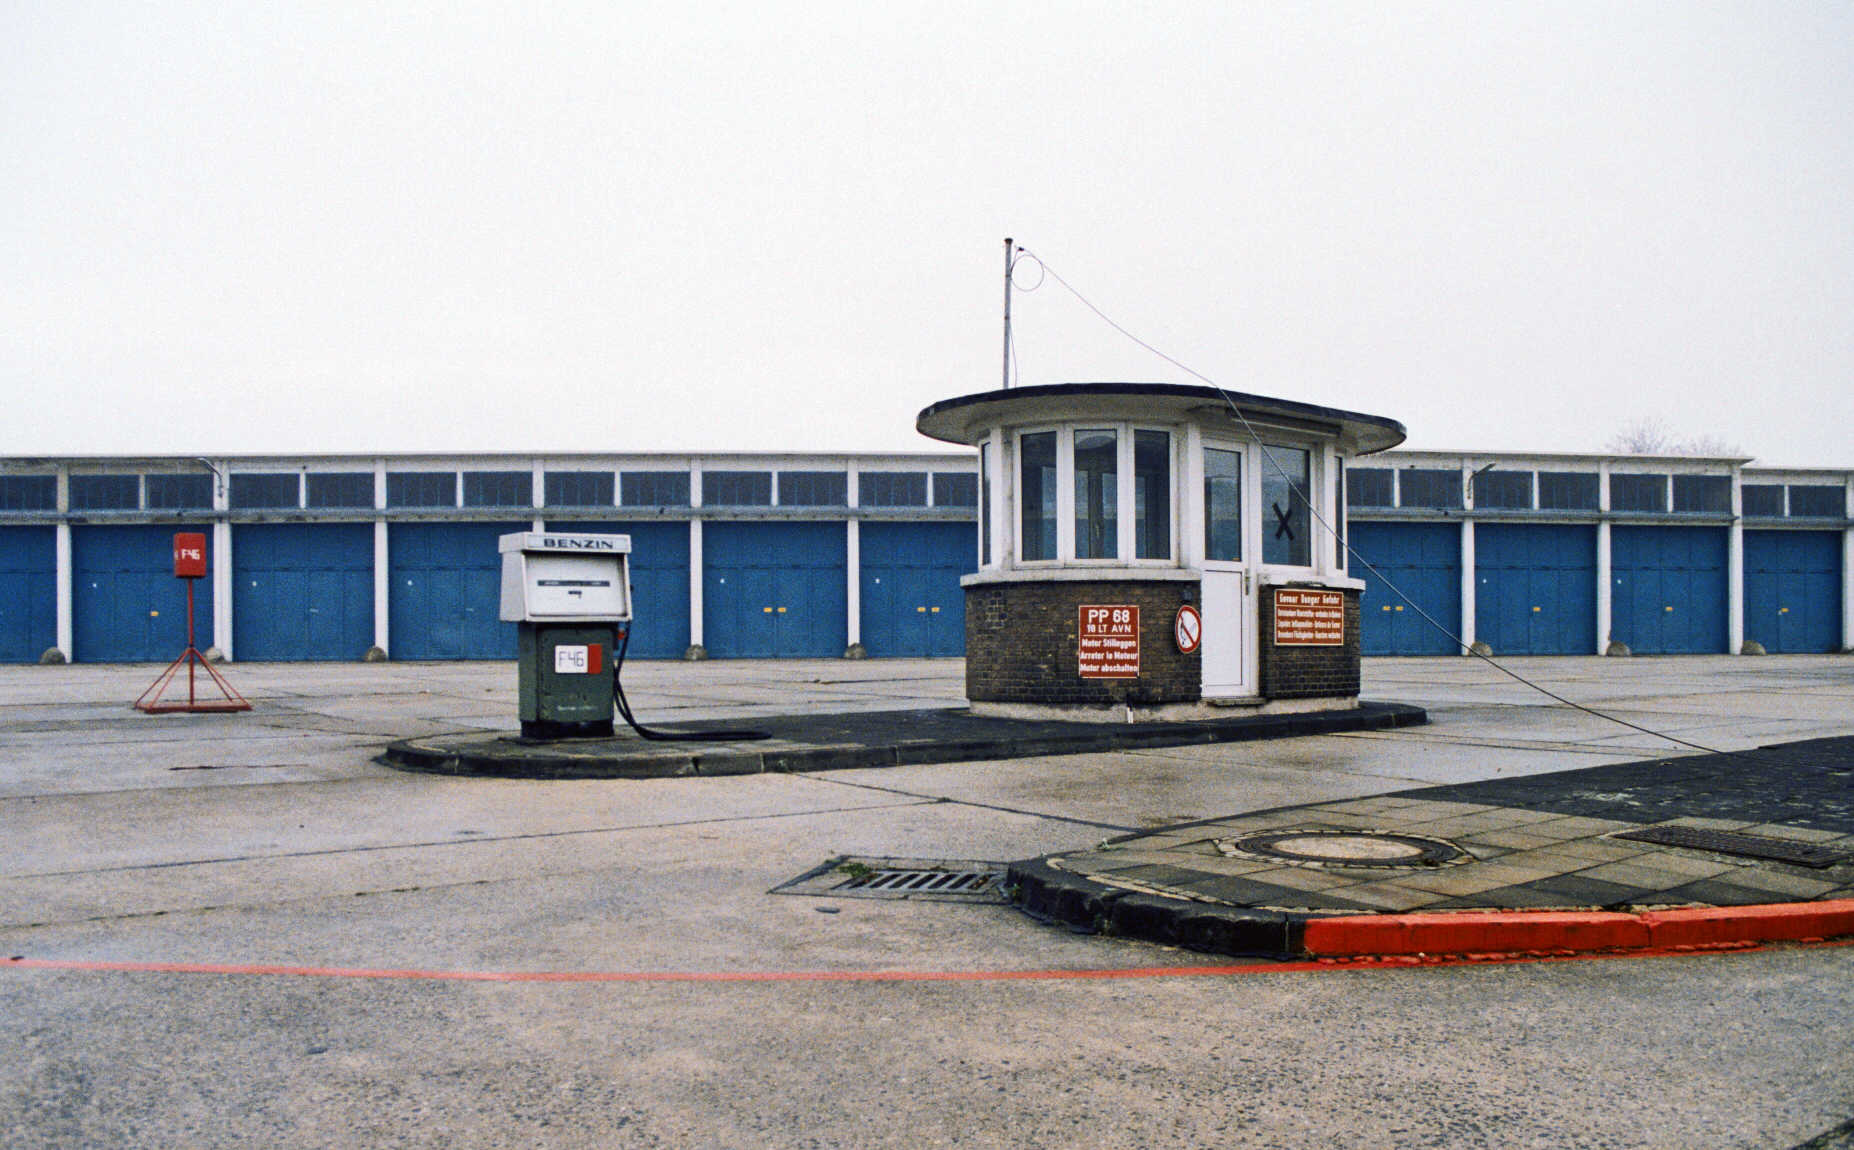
499, 532, 630, 740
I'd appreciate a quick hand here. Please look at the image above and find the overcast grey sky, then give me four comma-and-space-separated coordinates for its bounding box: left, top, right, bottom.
3, 3, 1850, 465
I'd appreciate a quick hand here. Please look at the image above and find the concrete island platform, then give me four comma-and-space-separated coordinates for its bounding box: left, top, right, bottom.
380, 700, 1429, 778
1009, 735, 1854, 961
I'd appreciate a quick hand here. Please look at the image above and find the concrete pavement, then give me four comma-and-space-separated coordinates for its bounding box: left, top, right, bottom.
3, 654, 1853, 1148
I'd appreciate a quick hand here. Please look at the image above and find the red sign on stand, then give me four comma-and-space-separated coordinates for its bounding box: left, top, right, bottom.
1273, 588, 1345, 646
1079, 605, 1140, 678
173, 532, 208, 579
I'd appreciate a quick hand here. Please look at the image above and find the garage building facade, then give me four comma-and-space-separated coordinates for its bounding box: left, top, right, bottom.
0, 447, 1848, 661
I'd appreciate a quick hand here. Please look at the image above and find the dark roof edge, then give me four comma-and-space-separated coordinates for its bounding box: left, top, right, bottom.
916, 382, 1407, 453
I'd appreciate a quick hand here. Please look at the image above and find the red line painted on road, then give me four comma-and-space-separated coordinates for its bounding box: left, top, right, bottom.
0, 957, 1308, 982
3, 939, 1849, 985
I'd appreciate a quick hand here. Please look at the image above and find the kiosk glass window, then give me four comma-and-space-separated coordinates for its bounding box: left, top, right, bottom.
1261, 446, 1311, 566
1074, 429, 1117, 559
1204, 448, 1242, 562
1134, 430, 1170, 560
1019, 432, 1057, 561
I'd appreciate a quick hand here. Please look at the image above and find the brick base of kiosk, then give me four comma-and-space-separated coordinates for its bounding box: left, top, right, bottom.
962, 579, 1364, 721
965, 580, 1201, 711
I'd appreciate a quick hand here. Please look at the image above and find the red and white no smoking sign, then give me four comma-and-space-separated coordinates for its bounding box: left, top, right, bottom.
1174, 604, 1201, 654
1078, 605, 1140, 679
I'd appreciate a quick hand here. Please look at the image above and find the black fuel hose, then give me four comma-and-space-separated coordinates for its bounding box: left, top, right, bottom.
610, 626, 771, 742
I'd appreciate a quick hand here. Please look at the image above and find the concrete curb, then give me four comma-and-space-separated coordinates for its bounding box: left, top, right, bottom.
379, 701, 1429, 779
1008, 857, 1854, 960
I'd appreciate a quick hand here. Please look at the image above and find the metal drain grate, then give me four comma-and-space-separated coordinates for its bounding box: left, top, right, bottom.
770, 857, 1010, 902
1612, 826, 1852, 869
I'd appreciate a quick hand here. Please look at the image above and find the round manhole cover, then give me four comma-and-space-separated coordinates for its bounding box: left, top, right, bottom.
1220, 830, 1466, 869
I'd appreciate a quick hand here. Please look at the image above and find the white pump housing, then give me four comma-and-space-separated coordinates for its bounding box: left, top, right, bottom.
498, 533, 632, 623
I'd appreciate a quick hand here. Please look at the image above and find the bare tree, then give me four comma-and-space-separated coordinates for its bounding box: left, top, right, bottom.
1606, 416, 1673, 454
1605, 417, 1744, 457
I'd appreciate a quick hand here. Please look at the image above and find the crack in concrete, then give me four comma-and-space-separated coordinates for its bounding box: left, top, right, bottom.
3, 797, 934, 881
790, 773, 1138, 833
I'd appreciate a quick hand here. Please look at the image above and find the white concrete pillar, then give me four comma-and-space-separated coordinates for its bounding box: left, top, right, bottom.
1460, 518, 1476, 653
1844, 473, 1854, 651
844, 463, 861, 648
845, 518, 861, 648
54, 523, 72, 660
373, 460, 389, 656
1181, 425, 1205, 569
53, 467, 72, 660
210, 463, 233, 658
213, 520, 234, 658
687, 462, 704, 650
532, 458, 545, 533
688, 518, 704, 649
1458, 458, 1475, 653
1596, 464, 1612, 652
1727, 464, 1744, 654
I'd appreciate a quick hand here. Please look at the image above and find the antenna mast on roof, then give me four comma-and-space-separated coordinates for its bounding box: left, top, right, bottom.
1001, 237, 1013, 389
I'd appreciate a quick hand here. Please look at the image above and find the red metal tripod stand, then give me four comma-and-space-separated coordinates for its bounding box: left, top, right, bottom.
134, 574, 251, 714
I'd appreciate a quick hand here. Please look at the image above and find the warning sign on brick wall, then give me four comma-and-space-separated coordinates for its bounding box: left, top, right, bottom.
1273, 589, 1344, 646
1078, 605, 1140, 678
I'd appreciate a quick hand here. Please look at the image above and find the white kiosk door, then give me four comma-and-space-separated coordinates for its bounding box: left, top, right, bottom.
1200, 441, 1255, 697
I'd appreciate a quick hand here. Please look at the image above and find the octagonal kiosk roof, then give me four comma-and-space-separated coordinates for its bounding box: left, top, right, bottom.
916, 381, 1406, 454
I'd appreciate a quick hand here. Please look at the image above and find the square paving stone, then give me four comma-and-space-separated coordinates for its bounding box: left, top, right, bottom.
1526, 816, 1645, 838
1377, 868, 1540, 897
1324, 882, 1449, 911
1650, 877, 1799, 907
1711, 867, 1843, 899
1663, 816, 1760, 832
1424, 885, 1587, 911
1577, 860, 1713, 892
1167, 855, 1288, 878
1249, 866, 1359, 892
1458, 829, 1573, 851
1516, 873, 1652, 908
1543, 839, 1656, 864
1097, 864, 1221, 889
1633, 852, 1741, 879
1173, 874, 1313, 906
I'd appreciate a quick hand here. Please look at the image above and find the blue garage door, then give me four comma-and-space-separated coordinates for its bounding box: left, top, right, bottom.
388, 522, 528, 660
1350, 522, 1461, 655
1610, 526, 1727, 654
859, 522, 974, 657
1474, 524, 1597, 655
0, 526, 57, 662
548, 521, 690, 659
704, 522, 847, 658
1744, 531, 1842, 654
72, 524, 216, 662
233, 523, 375, 661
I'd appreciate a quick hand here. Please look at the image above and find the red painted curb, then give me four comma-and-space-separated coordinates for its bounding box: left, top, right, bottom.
1301, 898, 1854, 958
